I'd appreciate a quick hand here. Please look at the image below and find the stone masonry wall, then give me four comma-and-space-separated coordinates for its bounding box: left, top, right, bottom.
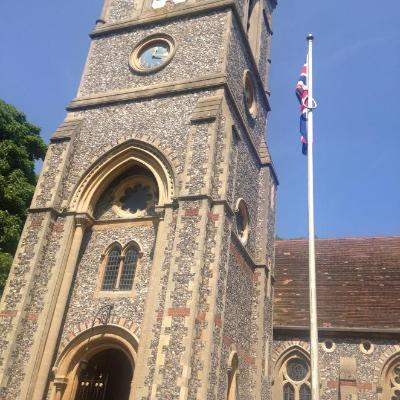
217, 242, 259, 399
273, 335, 400, 400
62, 90, 215, 204
79, 12, 227, 97
58, 223, 156, 350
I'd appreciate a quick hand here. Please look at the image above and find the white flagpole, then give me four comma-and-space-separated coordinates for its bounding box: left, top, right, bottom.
306, 33, 320, 400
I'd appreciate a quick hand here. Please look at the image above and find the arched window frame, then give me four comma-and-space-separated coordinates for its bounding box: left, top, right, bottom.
97, 242, 142, 296
379, 354, 400, 400
273, 347, 311, 400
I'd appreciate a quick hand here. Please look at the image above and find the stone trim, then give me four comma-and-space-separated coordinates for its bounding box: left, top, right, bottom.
191, 95, 223, 122
230, 231, 267, 272
66, 82, 277, 177
58, 320, 139, 355
271, 341, 311, 365
50, 119, 84, 142
67, 73, 226, 110
68, 138, 176, 214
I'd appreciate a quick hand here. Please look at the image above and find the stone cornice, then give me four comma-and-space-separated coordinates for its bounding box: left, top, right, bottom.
67, 73, 226, 110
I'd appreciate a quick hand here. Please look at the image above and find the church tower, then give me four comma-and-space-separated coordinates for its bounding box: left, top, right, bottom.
0, 0, 277, 399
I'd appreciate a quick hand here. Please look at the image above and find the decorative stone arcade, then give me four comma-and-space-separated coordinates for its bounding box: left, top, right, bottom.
0, 0, 277, 399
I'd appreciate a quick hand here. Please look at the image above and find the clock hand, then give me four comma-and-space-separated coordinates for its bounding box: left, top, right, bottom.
152, 47, 161, 59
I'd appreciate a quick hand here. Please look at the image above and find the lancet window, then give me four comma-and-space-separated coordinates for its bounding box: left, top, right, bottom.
101, 244, 140, 291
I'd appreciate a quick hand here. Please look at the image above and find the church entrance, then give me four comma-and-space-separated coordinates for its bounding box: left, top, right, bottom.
74, 348, 133, 400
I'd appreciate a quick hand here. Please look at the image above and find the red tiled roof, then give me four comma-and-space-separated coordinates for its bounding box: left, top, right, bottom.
273, 237, 400, 329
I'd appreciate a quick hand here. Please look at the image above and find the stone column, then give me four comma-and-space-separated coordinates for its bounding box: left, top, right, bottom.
131, 206, 176, 399
31, 214, 93, 400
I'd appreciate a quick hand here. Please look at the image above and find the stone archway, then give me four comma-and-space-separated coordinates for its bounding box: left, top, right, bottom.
50, 325, 138, 400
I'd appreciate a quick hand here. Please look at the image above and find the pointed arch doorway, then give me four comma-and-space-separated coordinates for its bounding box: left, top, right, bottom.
75, 348, 132, 400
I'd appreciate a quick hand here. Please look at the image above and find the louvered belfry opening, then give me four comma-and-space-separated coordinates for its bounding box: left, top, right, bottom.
75, 348, 133, 400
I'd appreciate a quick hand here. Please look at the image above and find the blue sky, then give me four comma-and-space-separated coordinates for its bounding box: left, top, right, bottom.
0, 1, 399, 239
268, 0, 400, 238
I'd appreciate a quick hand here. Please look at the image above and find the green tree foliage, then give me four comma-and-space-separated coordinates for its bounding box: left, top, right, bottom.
0, 100, 46, 294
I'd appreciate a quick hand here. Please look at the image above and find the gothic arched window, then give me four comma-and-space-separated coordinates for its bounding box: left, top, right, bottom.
101, 244, 140, 291
119, 247, 139, 290
389, 364, 400, 400
274, 350, 311, 400
281, 357, 311, 400
102, 247, 122, 290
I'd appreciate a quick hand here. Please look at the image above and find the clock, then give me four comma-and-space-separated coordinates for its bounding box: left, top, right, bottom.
138, 42, 170, 70
130, 34, 176, 74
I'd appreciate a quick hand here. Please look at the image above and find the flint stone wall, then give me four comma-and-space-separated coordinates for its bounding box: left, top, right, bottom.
273, 335, 400, 400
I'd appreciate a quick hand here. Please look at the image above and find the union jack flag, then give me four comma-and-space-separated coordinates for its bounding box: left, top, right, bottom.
295, 63, 308, 155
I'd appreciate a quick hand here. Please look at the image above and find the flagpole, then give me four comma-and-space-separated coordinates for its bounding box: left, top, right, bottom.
306, 33, 320, 400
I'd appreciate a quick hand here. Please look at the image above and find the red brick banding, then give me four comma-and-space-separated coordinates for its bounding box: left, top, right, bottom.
53, 222, 65, 232
184, 208, 199, 217
196, 312, 206, 321
0, 310, 17, 318
157, 311, 164, 321
207, 213, 220, 222
25, 312, 39, 321
167, 307, 190, 317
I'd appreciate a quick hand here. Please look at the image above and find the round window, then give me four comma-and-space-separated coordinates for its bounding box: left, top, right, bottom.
130, 34, 176, 74
243, 70, 257, 118
112, 176, 159, 218
286, 358, 308, 382
360, 340, 374, 354
322, 339, 336, 353
235, 199, 249, 245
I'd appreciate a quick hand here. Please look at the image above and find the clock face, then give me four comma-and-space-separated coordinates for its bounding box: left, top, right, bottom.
138, 42, 170, 70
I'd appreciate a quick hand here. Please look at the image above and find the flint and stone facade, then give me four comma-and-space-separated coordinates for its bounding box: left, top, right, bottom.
0, 0, 277, 399
2, 2, 398, 400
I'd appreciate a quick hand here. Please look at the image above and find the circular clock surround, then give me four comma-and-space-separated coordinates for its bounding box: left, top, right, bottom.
129, 33, 176, 74
243, 70, 257, 118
